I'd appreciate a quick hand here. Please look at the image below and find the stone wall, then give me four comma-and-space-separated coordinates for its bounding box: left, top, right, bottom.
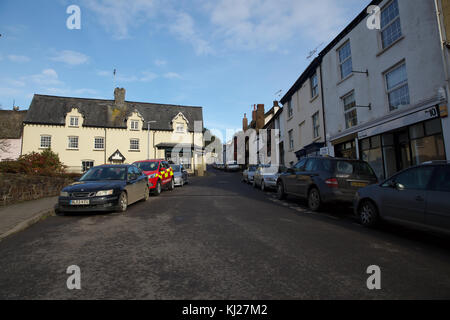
0, 173, 78, 206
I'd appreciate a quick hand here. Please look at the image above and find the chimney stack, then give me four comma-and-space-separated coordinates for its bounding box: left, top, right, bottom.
252, 105, 257, 123
256, 104, 265, 130
114, 87, 126, 107
243, 113, 248, 131
273, 101, 280, 113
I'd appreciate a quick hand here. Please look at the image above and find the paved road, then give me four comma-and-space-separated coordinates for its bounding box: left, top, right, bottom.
1, 169, 450, 299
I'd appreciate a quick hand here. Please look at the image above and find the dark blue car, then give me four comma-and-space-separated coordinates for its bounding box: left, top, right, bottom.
57, 164, 149, 213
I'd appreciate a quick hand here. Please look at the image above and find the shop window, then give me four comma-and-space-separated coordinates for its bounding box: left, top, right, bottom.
360, 137, 384, 180
409, 123, 424, 140
425, 118, 442, 136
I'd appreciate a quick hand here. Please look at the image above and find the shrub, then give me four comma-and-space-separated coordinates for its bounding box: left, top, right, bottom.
0, 149, 67, 176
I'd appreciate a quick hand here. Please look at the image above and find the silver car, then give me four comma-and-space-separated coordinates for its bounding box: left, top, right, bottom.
253, 165, 286, 191
170, 164, 188, 187
242, 165, 258, 184
354, 161, 450, 233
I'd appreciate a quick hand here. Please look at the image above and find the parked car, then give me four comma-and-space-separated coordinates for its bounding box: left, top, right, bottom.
57, 164, 149, 213
242, 165, 258, 184
277, 157, 378, 211
254, 165, 287, 191
133, 159, 174, 196
171, 164, 189, 187
226, 161, 240, 172
354, 161, 450, 233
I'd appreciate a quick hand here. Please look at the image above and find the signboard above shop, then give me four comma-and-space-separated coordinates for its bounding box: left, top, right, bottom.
358, 105, 440, 140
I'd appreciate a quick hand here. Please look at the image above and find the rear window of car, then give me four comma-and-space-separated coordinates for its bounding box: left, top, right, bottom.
134, 161, 159, 171
171, 165, 181, 172
335, 161, 375, 176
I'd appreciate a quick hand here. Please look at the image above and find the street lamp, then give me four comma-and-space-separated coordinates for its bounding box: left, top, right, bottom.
147, 120, 157, 160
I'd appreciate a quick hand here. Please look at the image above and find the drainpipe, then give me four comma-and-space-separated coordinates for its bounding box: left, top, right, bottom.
319, 61, 328, 152
435, 0, 450, 97
104, 126, 107, 164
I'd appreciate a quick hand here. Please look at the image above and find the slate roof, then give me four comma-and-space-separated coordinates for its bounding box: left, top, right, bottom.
24, 94, 204, 132
0, 110, 27, 139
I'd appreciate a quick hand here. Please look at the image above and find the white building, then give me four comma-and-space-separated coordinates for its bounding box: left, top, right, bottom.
280, 58, 326, 167
320, 0, 449, 179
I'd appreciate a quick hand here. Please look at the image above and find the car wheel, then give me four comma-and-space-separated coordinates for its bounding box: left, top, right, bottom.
154, 181, 162, 196
261, 180, 265, 192
143, 186, 150, 201
308, 188, 322, 212
117, 192, 128, 212
277, 182, 286, 200
359, 200, 379, 227
168, 178, 175, 191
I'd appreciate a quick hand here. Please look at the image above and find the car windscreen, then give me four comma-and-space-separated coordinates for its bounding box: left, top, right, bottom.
135, 162, 159, 171
335, 161, 376, 177
80, 167, 126, 181
171, 165, 181, 172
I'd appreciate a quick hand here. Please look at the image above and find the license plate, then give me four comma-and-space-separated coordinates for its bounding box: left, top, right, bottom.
351, 182, 368, 188
70, 200, 90, 205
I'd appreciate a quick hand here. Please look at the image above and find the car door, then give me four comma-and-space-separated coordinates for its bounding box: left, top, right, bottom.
425, 165, 450, 231
133, 166, 147, 199
297, 159, 319, 198
284, 159, 306, 195
379, 166, 435, 224
126, 166, 138, 204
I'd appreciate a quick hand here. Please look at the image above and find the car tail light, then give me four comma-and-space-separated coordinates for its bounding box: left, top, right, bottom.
325, 178, 339, 188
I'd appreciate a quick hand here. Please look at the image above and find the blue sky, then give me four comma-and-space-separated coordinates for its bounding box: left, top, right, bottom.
0, 0, 370, 140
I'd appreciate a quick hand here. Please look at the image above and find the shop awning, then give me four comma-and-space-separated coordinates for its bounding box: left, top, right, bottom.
155, 143, 203, 152
295, 142, 325, 159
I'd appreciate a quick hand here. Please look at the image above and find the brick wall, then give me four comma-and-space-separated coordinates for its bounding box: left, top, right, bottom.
0, 173, 78, 206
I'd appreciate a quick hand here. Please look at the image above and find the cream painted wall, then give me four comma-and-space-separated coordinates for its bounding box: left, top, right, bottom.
22, 108, 205, 174
284, 65, 325, 166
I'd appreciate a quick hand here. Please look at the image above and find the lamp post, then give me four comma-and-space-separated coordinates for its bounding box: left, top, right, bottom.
147, 120, 156, 160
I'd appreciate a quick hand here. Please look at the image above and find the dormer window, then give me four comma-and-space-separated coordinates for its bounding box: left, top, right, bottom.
70, 117, 79, 127
176, 122, 185, 133
131, 120, 139, 130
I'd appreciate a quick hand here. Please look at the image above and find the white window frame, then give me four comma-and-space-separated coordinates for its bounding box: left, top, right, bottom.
68, 136, 79, 150
312, 112, 320, 139
130, 138, 140, 151
94, 137, 105, 150
130, 120, 139, 131
380, 0, 402, 49
69, 116, 79, 127
385, 62, 410, 111
82, 160, 94, 173
176, 122, 185, 133
342, 91, 357, 129
40, 135, 51, 149
338, 41, 352, 80
310, 72, 319, 98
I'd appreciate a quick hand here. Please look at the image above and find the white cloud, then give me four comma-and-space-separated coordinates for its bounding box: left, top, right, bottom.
154, 59, 167, 66
140, 71, 158, 82
169, 12, 214, 55
163, 72, 182, 79
50, 50, 89, 65
8, 55, 30, 63
205, 0, 353, 51
27, 69, 62, 86
2, 79, 26, 87
82, 0, 158, 39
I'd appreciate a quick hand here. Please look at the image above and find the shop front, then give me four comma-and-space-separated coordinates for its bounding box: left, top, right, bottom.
358, 105, 447, 180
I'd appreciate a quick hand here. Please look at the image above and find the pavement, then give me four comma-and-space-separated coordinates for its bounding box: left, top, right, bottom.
0, 169, 450, 299
0, 196, 57, 242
